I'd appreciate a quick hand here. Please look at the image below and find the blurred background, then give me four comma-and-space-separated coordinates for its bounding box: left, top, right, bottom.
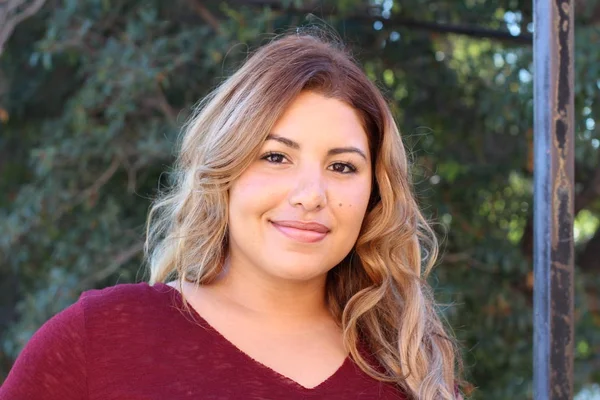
0, 0, 599, 398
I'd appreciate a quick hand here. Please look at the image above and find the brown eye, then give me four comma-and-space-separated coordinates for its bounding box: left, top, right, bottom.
330, 162, 357, 174
262, 152, 287, 164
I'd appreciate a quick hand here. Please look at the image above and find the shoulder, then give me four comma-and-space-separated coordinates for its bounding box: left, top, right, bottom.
81, 282, 171, 310
80, 282, 178, 331
79, 281, 198, 371
0, 292, 87, 399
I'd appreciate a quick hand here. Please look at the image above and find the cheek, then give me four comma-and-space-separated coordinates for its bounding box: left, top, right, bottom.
229, 171, 284, 215
331, 178, 371, 220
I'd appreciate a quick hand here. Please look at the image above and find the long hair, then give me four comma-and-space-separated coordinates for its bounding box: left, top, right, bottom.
145, 29, 462, 399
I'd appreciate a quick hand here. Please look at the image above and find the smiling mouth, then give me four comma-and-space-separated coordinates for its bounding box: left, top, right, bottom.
270, 221, 328, 243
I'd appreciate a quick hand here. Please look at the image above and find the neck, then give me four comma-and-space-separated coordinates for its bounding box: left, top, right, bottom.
208, 257, 332, 325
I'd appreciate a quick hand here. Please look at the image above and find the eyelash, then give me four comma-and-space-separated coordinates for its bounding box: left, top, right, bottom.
261, 152, 358, 174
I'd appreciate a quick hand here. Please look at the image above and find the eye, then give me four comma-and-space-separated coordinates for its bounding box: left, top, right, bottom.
329, 162, 357, 174
261, 152, 288, 164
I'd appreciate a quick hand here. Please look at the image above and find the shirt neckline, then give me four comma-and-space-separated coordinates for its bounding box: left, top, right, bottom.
155, 281, 354, 392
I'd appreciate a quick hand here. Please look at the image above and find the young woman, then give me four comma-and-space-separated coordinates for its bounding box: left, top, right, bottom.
0, 31, 463, 399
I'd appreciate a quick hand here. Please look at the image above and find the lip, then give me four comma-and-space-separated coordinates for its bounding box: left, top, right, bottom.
270, 220, 330, 243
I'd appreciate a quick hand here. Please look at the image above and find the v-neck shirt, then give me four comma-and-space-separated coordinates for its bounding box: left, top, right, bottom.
0, 282, 407, 399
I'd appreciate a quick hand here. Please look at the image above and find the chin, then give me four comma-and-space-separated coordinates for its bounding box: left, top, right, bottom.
267, 262, 330, 282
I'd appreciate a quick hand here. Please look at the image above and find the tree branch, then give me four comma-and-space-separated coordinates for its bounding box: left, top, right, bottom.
0, 0, 47, 56
522, 156, 600, 265
226, 0, 533, 45
116, 151, 138, 194
442, 251, 499, 274
372, 16, 531, 44
578, 227, 600, 272
141, 88, 177, 125
575, 160, 600, 214
79, 242, 144, 289
575, 0, 600, 25
74, 156, 120, 205
187, 0, 223, 35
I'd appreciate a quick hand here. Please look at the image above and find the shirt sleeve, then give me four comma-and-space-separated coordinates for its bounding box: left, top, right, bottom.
0, 297, 87, 400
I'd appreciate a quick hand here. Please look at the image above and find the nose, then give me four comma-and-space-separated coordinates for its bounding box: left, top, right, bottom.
288, 166, 327, 211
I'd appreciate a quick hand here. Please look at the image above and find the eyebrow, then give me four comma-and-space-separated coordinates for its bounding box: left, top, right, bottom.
266, 134, 368, 161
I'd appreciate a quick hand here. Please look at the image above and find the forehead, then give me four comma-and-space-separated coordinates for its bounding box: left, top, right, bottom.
270, 91, 370, 153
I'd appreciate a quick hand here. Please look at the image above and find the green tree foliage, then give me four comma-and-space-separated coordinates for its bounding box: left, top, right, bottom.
1, 1, 599, 398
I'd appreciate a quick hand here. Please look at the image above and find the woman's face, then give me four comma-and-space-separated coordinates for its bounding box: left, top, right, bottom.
227, 91, 373, 284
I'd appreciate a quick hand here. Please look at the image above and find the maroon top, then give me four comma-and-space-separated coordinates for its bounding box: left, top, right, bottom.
0, 282, 406, 399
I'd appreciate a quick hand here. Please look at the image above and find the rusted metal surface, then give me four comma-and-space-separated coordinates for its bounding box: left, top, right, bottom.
533, 0, 575, 399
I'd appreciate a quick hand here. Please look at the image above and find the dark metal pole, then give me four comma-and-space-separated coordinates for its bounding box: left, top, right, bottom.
533, 0, 575, 399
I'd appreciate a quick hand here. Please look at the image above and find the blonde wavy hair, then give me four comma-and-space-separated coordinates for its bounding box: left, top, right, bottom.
145, 30, 463, 399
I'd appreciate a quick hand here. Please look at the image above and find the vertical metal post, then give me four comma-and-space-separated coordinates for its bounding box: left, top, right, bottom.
533, 0, 575, 399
